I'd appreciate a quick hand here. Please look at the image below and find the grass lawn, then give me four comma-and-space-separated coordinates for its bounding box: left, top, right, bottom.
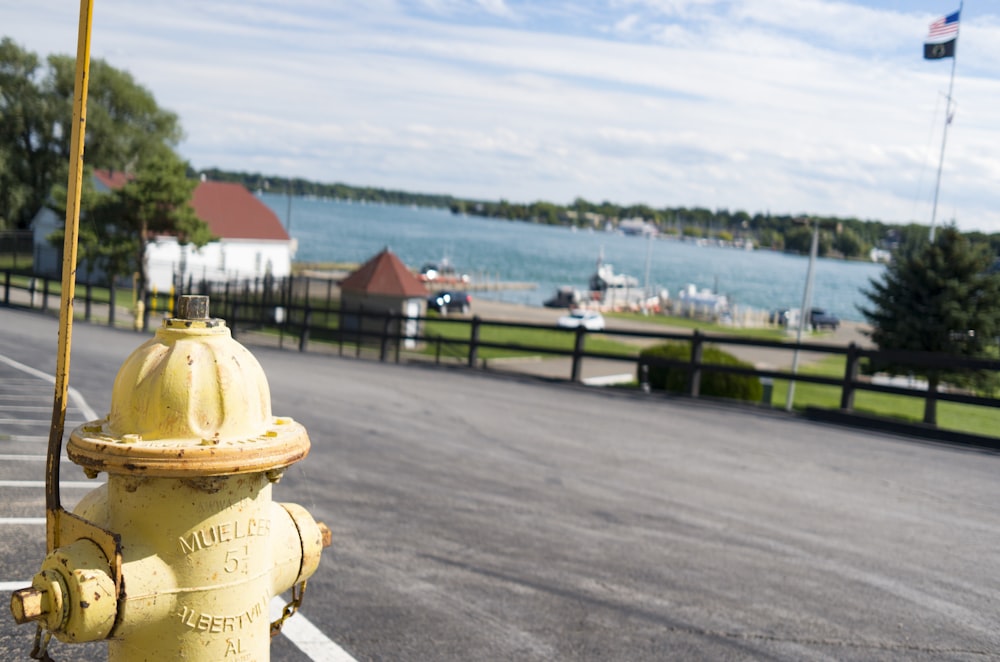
423, 317, 639, 361
606, 311, 794, 341
771, 356, 1000, 439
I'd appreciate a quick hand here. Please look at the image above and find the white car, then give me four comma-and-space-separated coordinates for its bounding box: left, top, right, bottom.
557, 309, 606, 331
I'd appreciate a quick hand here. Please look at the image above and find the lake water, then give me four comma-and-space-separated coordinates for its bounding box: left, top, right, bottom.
259, 193, 886, 323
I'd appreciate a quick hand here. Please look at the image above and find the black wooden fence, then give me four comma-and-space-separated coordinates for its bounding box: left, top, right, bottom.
4, 269, 1000, 440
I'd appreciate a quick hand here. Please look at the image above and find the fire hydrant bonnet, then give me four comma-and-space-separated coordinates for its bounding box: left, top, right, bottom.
68, 296, 310, 477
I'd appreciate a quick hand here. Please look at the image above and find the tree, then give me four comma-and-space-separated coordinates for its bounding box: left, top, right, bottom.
832, 226, 868, 259
0, 38, 181, 229
0, 37, 61, 229
859, 226, 1000, 425
784, 224, 833, 256
51, 149, 212, 306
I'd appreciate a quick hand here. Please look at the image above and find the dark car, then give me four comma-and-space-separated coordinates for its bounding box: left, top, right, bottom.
809, 308, 840, 330
769, 309, 790, 326
427, 291, 471, 314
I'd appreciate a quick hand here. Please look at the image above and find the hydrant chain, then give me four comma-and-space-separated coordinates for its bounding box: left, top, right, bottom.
30, 624, 54, 662
270, 581, 307, 638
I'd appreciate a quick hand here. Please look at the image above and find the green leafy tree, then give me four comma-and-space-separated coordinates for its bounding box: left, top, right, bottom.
51, 149, 212, 304
860, 226, 1000, 425
757, 228, 784, 251
0, 38, 181, 229
784, 225, 833, 256
0, 37, 61, 229
832, 226, 868, 259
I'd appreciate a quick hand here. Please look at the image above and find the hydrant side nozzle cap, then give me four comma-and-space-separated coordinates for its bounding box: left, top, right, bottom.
10, 586, 46, 624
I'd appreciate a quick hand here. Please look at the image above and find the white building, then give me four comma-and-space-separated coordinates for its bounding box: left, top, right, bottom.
32, 171, 295, 289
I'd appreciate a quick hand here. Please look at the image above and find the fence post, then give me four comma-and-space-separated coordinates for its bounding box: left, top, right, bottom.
108, 281, 116, 327
840, 342, 859, 411
42, 278, 50, 312
356, 304, 364, 358
688, 330, 704, 397
3, 271, 9, 306
337, 304, 345, 357
924, 374, 939, 426
379, 312, 392, 362
84, 282, 92, 321
395, 316, 402, 364
142, 290, 151, 332
468, 316, 481, 368
229, 302, 238, 340
299, 306, 312, 353
570, 327, 586, 382
28, 278, 36, 309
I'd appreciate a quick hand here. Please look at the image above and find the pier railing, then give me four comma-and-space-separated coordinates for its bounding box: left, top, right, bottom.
3, 270, 999, 446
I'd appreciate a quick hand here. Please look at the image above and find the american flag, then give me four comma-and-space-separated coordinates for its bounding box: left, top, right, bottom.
927, 10, 960, 41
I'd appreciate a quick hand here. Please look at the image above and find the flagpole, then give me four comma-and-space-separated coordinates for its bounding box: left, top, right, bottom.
929, 1, 962, 243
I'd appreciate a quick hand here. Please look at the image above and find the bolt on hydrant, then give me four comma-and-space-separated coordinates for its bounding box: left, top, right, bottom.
10, 295, 331, 661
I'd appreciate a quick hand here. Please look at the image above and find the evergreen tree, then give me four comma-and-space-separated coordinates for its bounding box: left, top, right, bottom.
859, 226, 1000, 424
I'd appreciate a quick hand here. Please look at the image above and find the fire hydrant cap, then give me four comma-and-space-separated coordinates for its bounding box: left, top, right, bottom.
68, 296, 310, 477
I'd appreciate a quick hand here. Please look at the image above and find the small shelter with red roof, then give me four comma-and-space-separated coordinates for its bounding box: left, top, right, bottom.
32, 171, 296, 289
339, 248, 428, 349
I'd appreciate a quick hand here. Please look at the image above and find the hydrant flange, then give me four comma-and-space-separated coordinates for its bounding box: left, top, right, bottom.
67, 296, 310, 477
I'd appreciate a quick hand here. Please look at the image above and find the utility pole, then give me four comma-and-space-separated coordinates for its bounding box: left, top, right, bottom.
786, 219, 819, 411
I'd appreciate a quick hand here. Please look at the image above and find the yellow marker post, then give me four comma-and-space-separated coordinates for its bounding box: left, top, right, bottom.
47, 0, 95, 551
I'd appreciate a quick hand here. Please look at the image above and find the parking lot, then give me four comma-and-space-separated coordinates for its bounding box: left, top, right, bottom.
2, 306, 999, 661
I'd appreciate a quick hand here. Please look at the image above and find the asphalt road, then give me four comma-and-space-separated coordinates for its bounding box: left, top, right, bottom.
1, 306, 999, 661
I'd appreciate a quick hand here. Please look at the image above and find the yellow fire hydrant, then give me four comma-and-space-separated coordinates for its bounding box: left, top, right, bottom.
10, 295, 330, 660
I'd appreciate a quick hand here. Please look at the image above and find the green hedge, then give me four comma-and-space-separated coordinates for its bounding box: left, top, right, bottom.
638, 341, 763, 402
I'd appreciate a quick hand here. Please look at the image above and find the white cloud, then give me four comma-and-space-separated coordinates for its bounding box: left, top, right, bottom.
4, 0, 1000, 231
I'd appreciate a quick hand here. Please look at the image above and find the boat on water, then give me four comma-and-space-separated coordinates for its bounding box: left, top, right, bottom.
588, 261, 645, 309
545, 254, 656, 311
418, 257, 469, 284
674, 284, 729, 320
543, 286, 583, 308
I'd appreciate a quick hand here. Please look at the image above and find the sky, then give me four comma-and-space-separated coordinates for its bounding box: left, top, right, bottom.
4, 1, 1000, 232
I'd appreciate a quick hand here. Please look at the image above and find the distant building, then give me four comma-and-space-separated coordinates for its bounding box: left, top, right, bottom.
339, 248, 427, 349
31, 171, 296, 289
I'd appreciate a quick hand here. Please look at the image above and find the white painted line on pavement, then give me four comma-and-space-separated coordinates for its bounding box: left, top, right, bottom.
0, 354, 99, 421
582, 373, 636, 386
0, 435, 47, 443
0, 480, 99, 489
0, 586, 353, 661
0, 518, 45, 525
2, 355, 353, 661
270, 596, 358, 662
0, 454, 73, 462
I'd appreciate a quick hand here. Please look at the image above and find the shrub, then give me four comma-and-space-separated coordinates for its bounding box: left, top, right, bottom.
637, 341, 763, 402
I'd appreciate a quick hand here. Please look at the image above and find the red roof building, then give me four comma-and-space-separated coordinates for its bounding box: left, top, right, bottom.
92, 171, 289, 242
191, 181, 289, 241
93, 170, 131, 192
32, 170, 296, 288
340, 248, 427, 298
340, 249, 427, 349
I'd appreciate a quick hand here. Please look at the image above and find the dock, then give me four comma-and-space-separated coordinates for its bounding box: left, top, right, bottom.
296, 268, 536, 293
425, 279, 536, 293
